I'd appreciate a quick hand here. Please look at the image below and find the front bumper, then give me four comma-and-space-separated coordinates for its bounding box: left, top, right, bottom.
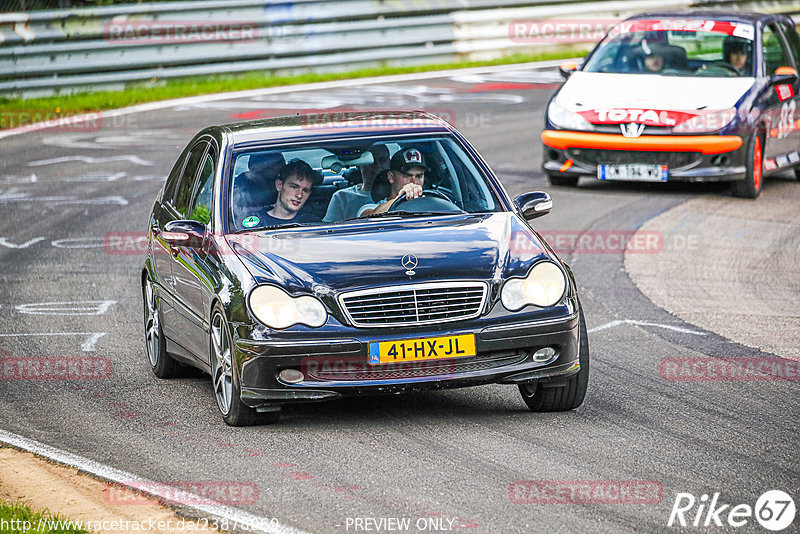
541, 130, 747, 182
234, 309, 580, 409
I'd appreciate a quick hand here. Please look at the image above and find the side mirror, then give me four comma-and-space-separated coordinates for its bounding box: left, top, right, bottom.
771, 66, 798, 85
515, 191, 552, 221
559, 61, 579, 79
163, 220, 206, 247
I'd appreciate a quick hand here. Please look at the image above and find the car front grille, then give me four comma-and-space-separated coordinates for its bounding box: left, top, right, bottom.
339, 282, 487, 327
568, 148, 702, 168
305, 350, 528, 381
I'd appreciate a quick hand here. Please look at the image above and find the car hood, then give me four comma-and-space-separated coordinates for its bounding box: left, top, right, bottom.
556, 72, 754, 123
227, 213, 553, 296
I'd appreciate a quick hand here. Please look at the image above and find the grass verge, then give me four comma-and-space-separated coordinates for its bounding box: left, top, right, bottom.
0, 500, 86, 533
0, 50, 580, 130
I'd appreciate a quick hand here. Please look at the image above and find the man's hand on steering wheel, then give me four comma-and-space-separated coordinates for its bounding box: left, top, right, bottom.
396, 182, 423, 202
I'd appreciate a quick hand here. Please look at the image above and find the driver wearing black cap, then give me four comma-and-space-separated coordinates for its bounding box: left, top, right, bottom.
358, 147, 427, 217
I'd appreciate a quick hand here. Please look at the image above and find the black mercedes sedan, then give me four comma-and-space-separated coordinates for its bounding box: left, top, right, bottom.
143, 112, 588, 425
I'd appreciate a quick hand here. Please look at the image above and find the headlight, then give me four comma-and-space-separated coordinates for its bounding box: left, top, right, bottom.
249, 286, 327, 329
501, 261, 567, 311
672, 108, 736, 133
548, 100, 595, 131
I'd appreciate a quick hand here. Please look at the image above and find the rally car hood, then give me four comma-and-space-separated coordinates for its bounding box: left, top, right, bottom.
227, 213, 552, 295
556, 71, 754, 116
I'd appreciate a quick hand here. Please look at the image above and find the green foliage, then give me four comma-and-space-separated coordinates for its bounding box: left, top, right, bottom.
0, 49, 582, 130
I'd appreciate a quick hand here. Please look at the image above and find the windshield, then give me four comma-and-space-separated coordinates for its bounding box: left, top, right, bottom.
228, 135, 502, 231
583, 19, 755, 77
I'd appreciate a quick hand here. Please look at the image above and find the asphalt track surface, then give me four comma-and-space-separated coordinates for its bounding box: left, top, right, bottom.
0, 63, 798, 533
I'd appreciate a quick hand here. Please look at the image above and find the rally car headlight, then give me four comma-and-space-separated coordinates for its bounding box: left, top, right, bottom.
548, 100, 595, 131
501, 261, 567, 311
672, 108, 737, 133
249, 286, 327, 329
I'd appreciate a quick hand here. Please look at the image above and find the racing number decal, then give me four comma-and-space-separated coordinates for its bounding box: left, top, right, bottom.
777, 100, 797, 139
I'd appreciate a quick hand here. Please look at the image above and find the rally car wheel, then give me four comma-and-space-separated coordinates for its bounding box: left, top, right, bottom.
731, 133, 763, 199
547, 174, 579, 187
210, 305, 280, 426
143, 277, 181, 379
518, 308, 589, 412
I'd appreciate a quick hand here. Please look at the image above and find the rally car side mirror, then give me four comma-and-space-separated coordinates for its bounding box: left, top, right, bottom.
559, 62, 580, 79
771, 66, 798, 85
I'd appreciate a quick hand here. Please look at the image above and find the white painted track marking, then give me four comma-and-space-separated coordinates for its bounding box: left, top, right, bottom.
15, 300, 116, 316
0, 429, 310, 534
588, 319, 707, 335
0, 332, 107, 352
27, 155, 153, 167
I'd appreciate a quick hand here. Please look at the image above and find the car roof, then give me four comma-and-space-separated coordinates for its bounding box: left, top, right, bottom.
625, 10, 790, 25
218, 111, 455, 148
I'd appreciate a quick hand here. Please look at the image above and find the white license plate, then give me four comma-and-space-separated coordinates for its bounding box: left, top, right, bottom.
598, 164, 668, 182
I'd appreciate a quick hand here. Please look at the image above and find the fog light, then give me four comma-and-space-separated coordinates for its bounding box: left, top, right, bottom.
279, 369, 304, 384
532, 347, 556, 362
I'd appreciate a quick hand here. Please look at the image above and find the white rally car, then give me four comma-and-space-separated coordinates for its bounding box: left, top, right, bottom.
542, 11, 800, 198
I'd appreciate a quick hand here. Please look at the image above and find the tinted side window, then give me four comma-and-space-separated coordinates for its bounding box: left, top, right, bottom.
172, 142, 208, 218
763, 25, 791, 75
163, 148, 188, 203
190, 154, 215, 225
780, 22, 800, 66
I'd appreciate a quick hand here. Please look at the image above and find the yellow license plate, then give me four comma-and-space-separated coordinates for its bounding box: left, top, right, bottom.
368, 334, 476, 365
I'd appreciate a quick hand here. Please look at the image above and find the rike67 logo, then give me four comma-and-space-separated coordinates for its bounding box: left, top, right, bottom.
668, 490, 796, 531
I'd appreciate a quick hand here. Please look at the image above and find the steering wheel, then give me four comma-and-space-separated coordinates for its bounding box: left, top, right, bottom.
387, 189, 463, 213
698, 61, 739, 76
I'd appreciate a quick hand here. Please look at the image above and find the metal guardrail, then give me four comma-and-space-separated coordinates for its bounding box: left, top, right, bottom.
0, 0, 797, 98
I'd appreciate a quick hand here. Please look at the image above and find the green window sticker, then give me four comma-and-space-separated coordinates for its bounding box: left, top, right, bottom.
242, 216, 259, 228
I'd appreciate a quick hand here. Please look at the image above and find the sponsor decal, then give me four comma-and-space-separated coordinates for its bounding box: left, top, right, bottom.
775, 84, 795, 102
578, 109, 698, 127
609, 19, 753, 38
242, 216, 259, 228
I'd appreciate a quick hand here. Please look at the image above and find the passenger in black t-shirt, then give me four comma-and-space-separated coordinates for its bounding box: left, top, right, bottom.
261, 159, 322, 227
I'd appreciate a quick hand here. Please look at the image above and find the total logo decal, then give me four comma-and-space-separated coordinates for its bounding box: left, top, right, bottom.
668, 490, 796, 531
579, 108, 698, 127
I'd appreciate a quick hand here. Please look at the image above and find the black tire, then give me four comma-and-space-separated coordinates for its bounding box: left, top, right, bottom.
210, 305, 280, 426
143, 278, 181, 379
730, 133, 764, 199
547, 174, 579, 187
518, 308, 589, 411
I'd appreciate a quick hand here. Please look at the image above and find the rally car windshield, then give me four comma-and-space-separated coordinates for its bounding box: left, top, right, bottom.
583, 19, 755, 77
